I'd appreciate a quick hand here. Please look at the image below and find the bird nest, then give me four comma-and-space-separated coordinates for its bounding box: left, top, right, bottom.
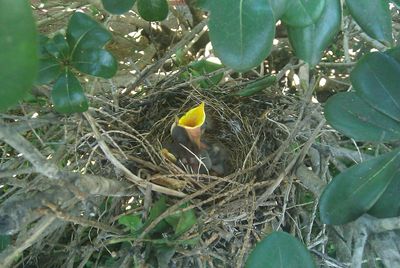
85, 70, 306, 265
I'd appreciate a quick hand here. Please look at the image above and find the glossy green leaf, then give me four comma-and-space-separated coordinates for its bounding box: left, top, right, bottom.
270, 0, 288, 20
234, 75, 276, 97
325, 92, 400, 141
51, 71, 89, 114
137, 0, 169, 21
102, 0, 135, 14
72, 48, 117, 78
0, 0, 38, 110
345, 0, 392, 43
188, 58, 223, 88
287, 0, 341, 67
37, 57, 62, 85
368, 176, 400, 218
208, 0, 275, 72
350, 52, 400, 123
281, 0, 326, 27
45, 34, 70, 60
67, 12, 112, 52
319, 149, 400, 225
118, 214, 143, 232
245, 231, 316, 268
37, 36, 62, 84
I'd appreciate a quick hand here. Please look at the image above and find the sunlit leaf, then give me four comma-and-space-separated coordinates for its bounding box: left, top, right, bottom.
72, 48, 117, 78
137, 0, 169, 21
0, 0, 38, 110
208, 0, 275, 72
51, 71, 89, 114
281, 0, 326, 27
345, 0, 392, 44
245, 231, 316, 268
319, 149, 400, 225
102, 0, 136, 14
288, 0, 341, 67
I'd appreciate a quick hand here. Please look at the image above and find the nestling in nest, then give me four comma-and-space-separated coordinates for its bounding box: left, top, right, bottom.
162, 102, 232, 176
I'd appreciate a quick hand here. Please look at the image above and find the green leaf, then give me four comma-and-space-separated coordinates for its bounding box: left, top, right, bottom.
0, 235, 11, 252
345, 0, 392, 44
234, 75, 276, 97
0, 0, 38, 111
281, 0, 326, 27
45, 34, 70, 60
175, 208, 196, 236
67, 12, 112, 52
155, 246, 175, 268
385, 45, 400, 62
196, 0, 211, 10
37, 35, 62, 84
146, 196, 170, 235
287, 0, 341, 67
118, 214, 143, 232
368, 176, 400, 218
325, 92, 400, 142
245, 231, 316, 268
350, 52, 400, 123
51, 71, 89, 114
208, 0, 275, 72
72, 48, 117, 78
187, 58, 223, 88
391, 0, 400, 8
148, 196, 168, 222
102, 0, 136, 14
270, 0, 288, 20
319, 149, 400, 225
37, 57, 62, 85
137, 0, 169, 22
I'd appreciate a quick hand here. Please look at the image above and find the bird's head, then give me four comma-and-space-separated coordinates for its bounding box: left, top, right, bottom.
171, 102, 206, 150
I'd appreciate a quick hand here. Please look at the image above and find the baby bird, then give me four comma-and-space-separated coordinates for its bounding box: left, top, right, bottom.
163, 102, 231, 176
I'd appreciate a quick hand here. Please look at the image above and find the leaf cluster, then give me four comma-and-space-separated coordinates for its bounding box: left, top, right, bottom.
37, 12, 117, 113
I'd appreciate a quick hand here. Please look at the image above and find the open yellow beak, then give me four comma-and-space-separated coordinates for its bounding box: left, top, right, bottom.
177, 102, 206, 149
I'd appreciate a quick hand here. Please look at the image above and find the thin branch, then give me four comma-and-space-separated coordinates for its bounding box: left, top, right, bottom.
83, 112, 186, 197
0, 124, 61, 179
